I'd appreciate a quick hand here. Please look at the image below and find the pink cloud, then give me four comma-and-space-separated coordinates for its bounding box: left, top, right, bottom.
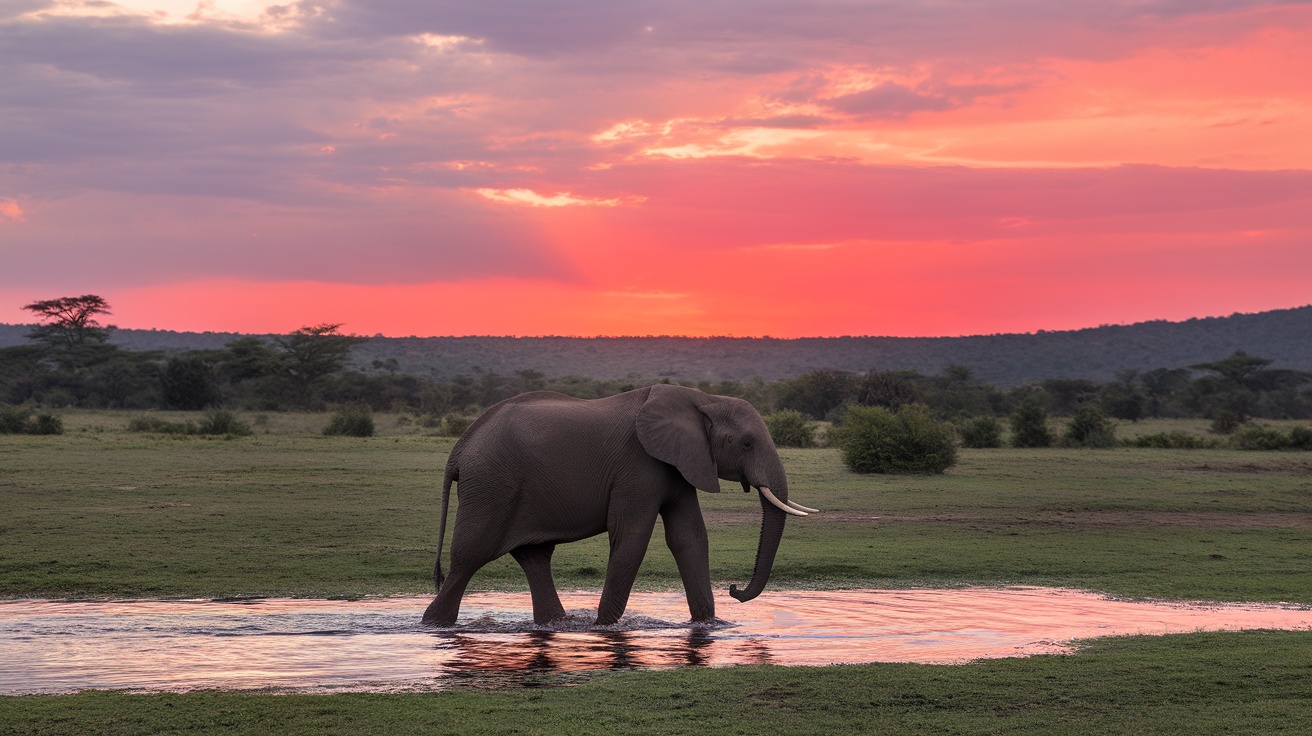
2, 1, 1311, 336
0, 198, 23, 222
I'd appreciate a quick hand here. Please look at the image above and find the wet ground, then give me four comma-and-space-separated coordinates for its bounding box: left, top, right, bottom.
3, 588, 1309, 695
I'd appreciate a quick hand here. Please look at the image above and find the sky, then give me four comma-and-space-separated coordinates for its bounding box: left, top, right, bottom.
1, 0, 1310, 338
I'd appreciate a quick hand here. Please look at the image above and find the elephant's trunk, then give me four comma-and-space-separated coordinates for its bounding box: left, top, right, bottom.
728, 489, 788, 602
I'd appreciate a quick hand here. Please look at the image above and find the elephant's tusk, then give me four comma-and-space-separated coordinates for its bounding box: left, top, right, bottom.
787, 500, 820, 513
759, 486, 808, 517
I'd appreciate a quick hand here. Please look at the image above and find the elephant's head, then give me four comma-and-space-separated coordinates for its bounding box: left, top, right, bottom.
636, 384, 818, 603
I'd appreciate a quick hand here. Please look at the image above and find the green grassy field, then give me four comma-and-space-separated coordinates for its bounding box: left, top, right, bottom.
3, 411, 1312, 732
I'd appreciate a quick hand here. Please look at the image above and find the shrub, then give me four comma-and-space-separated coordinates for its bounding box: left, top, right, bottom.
323, 407, 375, 437
958, 416, 1003, 448
1010, 398, 1053, 448
127, 416, 195, 434
1209, 410, 1242, 435
1289, 426, 1312, 450
0, 406, 29, 434
0, 406, 65, 435
1063, 403, 1118, 448
28, 414, 64, 435
1125, 431, 1217, 449
440, 412, 473, 437
835, 404, 957, 474
762, 409, 815, 448
197, 410, 253, 436
1230, 425, 1289, 451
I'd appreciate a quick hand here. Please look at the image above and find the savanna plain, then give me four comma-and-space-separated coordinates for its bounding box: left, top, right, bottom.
3, 411, 1312, 734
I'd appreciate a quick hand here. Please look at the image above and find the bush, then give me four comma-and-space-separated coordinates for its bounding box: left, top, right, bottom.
762, 409, 815, 448
440, 412, 473, 437
1289, 426, 1312, 450
0, 405, 30, 434
1010, 398, 1053, 448
324, 407, 375, 437
1063, 403, 1118, 448
1230, 425, 1289, 450
835, 404, 957, 474
127, 411, 251, 436
197, 410, 252, 436
958, 416, 1003, 448
127, 416, 195, 434
28, 414, 64, 435
1125, 431, 1217, 449
0, 406, 65, 435
1209, 410, 1242, 435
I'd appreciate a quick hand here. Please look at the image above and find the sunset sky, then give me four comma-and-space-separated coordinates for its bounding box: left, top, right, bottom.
2, 0, 1310, 337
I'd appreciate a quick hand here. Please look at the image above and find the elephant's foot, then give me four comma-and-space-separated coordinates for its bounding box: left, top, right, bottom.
533, 610, 569, 626
420, 596, 458, 627
527, 590, 567, 626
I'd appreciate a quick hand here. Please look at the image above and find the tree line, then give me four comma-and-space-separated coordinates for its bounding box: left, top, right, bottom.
3, 296, 1311, 427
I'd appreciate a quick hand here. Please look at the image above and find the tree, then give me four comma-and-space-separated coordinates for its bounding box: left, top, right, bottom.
161, 355, 222, 410
855, 370, 921, 410
775, 369, 857, 420
958, 416, 1003, 448
1191, 351, 1272, 387
1010, 398, 1053, 448
22, 295, 114, 348
272, 323, 366, 401
1189, 352, 1292, 421
1064, 402, 1118, 448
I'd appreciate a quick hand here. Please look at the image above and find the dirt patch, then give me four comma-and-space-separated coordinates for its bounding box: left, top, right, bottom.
1180, 461, 1312, 476
700, 510, 1312, 529
1004, 511, 1312, 530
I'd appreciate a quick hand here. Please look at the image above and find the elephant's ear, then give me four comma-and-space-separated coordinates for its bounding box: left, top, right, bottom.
636, 385, 722, 493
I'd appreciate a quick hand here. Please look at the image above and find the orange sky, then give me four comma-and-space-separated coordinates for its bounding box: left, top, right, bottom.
2, 1, 1310, 337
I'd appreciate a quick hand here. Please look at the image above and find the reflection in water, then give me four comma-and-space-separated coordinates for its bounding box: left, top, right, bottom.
1, 588, 1309, 695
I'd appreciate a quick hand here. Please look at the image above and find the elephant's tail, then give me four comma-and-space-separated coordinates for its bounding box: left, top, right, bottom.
433, 461, 457, 592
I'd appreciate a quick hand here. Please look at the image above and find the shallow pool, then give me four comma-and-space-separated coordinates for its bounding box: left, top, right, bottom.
3, 588, 1309, 694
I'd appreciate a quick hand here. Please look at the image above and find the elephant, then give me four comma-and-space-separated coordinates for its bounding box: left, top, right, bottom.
420, 384, 818, 627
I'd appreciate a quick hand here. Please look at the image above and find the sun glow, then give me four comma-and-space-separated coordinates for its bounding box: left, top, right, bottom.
3, 2, 1310, 336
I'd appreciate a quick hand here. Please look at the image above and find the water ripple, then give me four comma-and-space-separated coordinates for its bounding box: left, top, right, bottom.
1, 588, 1308, 695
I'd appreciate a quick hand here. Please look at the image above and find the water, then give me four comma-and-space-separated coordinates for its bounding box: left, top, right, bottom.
2, 588, 1309, 695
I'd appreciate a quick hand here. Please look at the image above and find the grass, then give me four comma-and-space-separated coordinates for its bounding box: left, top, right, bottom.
3, 414, 1311, 602
4, 412, 1312, 732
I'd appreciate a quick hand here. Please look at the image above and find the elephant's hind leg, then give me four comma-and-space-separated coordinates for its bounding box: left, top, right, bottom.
511, 543, 567, 624
421, 566, 475, 626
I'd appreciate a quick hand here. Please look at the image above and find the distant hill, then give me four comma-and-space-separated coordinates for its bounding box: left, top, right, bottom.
3, 306, 1311, 387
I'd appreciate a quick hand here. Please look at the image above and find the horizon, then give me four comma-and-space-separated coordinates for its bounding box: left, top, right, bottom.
3, 2, 1310, 337
3, 302, 1306, 342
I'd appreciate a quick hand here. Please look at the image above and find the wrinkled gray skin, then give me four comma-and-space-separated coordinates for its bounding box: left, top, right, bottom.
421, 384, 795, 627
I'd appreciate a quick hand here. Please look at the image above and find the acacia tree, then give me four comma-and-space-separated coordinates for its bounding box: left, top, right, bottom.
23, 295, 114, 348
272, 323, 366, 404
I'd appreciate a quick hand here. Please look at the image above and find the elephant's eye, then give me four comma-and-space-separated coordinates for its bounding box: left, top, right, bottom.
742, 436, 754, 449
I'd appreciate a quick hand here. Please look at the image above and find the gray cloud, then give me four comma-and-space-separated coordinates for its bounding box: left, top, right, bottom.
0, 0, 1305, 290
822, 82, 956, 118
0, 189, 575, 288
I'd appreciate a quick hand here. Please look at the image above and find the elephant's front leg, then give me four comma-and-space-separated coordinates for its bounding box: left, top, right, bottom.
595, 505, 659, 626
661, 491, 715, 622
